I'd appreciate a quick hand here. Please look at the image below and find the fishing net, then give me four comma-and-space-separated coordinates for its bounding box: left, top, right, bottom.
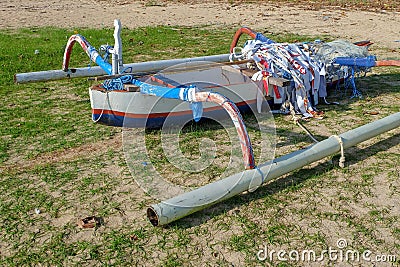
312, 39, 371, 84
314, 40, 369, 63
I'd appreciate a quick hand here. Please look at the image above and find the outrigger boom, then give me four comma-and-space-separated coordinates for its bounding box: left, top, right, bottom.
14, 53, 232, 84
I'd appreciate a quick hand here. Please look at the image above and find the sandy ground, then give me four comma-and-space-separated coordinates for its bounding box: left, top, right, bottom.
1, 0, 400, 54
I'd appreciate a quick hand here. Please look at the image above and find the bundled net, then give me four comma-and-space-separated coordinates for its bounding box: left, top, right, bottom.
313, 40, 371, 97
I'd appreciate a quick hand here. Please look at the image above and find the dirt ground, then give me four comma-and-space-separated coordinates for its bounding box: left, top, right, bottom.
1, 0, 400, 55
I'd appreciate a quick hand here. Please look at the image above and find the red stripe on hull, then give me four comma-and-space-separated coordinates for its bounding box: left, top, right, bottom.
92, 99, 257, 118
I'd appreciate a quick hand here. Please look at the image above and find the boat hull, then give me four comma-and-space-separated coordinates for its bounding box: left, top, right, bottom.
90, 90, 256, 128
89, 65, 261, 128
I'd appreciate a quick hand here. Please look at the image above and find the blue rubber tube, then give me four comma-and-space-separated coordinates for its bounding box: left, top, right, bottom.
334, 56, 376, 68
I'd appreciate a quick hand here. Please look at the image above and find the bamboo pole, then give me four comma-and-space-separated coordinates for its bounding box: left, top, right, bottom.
14, 54, 232, 83
147, 112, 400, 226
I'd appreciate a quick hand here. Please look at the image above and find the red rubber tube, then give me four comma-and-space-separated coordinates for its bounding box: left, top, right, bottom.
194, 91, 255, 170
230, 27, 258, 53
375, 60, 400, 67
62, 35, 90, 72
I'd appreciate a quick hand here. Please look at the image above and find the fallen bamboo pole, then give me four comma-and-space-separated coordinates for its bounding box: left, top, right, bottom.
147, 112, 400, 226
14, 54, 232, 83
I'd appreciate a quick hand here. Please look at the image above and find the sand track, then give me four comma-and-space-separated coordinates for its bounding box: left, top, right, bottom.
1, 0, 399, 53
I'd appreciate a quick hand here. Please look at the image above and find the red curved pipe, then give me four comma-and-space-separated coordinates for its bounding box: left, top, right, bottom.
194, 91, 255, 170
62, 34, 112, 75
230, 27, 258, 53
62, 35, 90, 72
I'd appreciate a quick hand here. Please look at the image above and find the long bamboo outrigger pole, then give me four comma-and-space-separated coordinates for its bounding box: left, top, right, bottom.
14, 53, 232, 84
147, 112, 400, 226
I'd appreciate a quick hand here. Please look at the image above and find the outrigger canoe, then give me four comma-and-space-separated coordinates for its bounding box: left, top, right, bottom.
15, 20, 400, 129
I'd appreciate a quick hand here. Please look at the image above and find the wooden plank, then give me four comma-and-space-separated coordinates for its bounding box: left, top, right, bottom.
268, 76, 291, 87
124, 84, 140, 92
240, 68, 291, 87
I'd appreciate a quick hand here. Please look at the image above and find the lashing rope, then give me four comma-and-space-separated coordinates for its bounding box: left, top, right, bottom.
331, 135, 346, 168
